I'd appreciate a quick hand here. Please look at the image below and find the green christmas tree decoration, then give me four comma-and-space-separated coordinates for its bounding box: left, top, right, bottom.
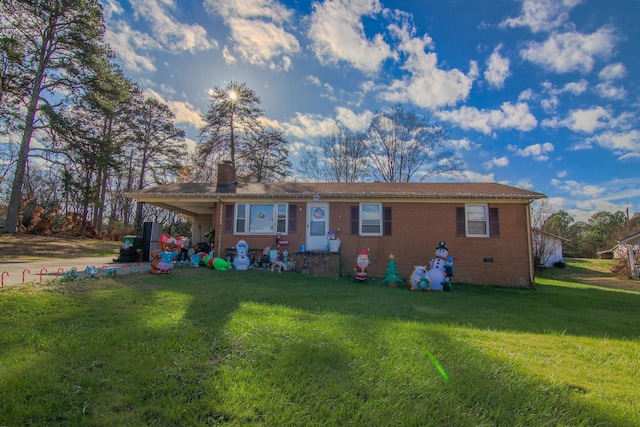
382, 254, 405, 287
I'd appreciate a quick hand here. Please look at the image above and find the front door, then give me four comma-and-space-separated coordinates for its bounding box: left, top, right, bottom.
306, 203, 329, 251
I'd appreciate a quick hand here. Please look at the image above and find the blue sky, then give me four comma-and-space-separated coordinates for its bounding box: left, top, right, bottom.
101, 0, 640, 221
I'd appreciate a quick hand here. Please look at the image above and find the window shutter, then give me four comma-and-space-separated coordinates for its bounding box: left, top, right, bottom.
456, 207, 466, 237
351, 206, 359, 235
383, 206, 392, 235
288, 204, 297, 233
489, 207, 500, 237
224, 204, 234, 233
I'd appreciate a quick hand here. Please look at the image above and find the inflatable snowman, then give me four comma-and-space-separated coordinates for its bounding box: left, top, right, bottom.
427, 241, 454, 291
233, 239, 251, 270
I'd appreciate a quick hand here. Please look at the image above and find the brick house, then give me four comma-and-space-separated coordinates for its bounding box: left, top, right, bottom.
126, 163, 545, 287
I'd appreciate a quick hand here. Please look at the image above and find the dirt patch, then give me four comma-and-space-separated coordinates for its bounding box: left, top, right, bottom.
0, 234, 121, 260
549, 258, 640, 292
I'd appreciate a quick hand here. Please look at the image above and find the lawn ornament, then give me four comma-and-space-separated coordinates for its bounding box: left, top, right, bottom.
200, 253, 233, 270
409, 265, 431, 291
149, 234, 182, 274
85, 265, 99, 277
233, 239, 251, 270
382, 254, 405, 287
104, 266, 119, 276
353, 248, 372, 283
271, 249, 296, 272
427, 241, 454, 291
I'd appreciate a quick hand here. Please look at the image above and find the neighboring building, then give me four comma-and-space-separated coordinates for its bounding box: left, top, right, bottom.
126, 163, 546, 287
597, 244, 627, 260
620, 232, 640, 279
532, 229, 568, 267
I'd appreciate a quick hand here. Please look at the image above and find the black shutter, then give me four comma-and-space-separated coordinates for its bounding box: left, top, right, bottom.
351, 206, 359, 235
456, 207, 466, 237
288, 204, 297, 233
224, 204, 234, 233
383, 206, 392, 235
489, 207, 500, 237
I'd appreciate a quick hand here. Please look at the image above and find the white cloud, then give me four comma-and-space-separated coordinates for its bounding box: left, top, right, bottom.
455, 170, 496, 182
482, 156, 509, 169
104, 21, 159, 73
510, 142, 554, 161
206, 0, 299, 70
515, 179, 534, 190
222, 46, 237, 64
542, 106, 611, 133
499, 0, 583, 33
102, 0, 124, 19
448, 138, 475, 151
484, 44, 510, 89
599, 62, 626, 81
596, 82, 626, 100
377, 21, 476, 109
308, 0, 393, 73
276, 112, 340, 139
335, 107, 373, 131
436, 102, 537, 135
551, 179, 605, 198
145, 89, 206, 129
225, 17, 299, 69
585, 130, 640, 160
519, 27, 617, 74
538, 79, 588, 112
130, 0, 216, 53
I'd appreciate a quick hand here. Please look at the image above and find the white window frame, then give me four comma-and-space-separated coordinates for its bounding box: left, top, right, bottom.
465, 204, 489, 237
235, 203, 289, 235
360, 203, 383, 236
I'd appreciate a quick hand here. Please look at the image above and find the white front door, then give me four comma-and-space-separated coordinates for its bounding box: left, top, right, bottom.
306, 203, 329, 250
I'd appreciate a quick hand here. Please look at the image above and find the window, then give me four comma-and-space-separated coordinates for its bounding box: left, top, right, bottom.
466, 204, 489, 237
233, 203, 291, 234
351, 204, 391, 236
457, 205, 500, 238
360, 203, 383, 236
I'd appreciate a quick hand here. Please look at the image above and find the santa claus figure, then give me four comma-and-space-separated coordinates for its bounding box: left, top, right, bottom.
353, 248, 372, 283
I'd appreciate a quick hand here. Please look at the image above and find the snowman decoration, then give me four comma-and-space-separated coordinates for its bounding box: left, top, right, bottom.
427, 241, 454, 291
233, 239, 251, 270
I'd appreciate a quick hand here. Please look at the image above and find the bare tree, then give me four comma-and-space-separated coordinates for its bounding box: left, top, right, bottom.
297, 125, 368, 182
365, 106, 460, 182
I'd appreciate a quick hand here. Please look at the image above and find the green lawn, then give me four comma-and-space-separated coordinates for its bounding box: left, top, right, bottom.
1, 261, 638, 426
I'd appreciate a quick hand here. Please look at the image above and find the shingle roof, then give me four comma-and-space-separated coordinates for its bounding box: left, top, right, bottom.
126, 181, 545, 216
131, 181, 545, 200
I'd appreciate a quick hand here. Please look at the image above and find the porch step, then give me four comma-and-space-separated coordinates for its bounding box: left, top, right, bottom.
294, 251, 343, 278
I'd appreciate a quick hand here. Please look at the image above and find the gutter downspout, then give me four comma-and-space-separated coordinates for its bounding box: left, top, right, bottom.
526, 200, 535, 287
217, 197, 224, 258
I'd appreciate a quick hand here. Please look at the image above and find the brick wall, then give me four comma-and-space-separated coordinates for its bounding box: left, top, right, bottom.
216, 200, 534, 287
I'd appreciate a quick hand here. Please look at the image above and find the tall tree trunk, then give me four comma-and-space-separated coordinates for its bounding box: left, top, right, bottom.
3, 57, 47, 233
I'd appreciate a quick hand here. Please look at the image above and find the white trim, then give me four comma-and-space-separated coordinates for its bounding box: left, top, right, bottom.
465, 204, 489, 237
233, 203, 289, 235
360, 203, 383, 236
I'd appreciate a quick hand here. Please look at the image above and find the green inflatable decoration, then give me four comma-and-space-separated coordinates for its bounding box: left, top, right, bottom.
201, 254, 233, 271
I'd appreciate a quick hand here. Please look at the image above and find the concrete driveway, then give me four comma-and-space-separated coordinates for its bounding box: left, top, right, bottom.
0, 256, 150, 287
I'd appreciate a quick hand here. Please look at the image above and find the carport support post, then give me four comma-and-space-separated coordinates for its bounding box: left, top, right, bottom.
135, 202, 145, 240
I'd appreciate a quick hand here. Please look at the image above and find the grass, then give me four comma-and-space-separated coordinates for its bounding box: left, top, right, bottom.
0, 260, 639, 426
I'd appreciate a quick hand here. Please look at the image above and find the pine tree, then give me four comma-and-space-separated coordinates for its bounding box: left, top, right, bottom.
382, 254, 404, 287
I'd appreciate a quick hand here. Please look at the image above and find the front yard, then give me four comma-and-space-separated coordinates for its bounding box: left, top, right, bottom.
0, 259, 638, 426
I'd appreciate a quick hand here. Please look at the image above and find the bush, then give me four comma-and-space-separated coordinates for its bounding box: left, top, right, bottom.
553, 261, 566, 268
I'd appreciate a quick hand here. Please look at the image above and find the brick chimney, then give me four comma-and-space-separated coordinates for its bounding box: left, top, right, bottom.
215, 161, 237, 193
